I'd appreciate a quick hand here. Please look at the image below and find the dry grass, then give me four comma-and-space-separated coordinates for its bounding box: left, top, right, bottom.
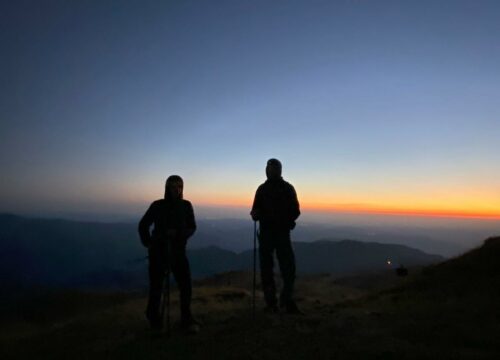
2, 238, 500, 359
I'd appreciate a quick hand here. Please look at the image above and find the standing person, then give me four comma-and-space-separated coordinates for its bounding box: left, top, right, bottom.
251, 159, 302, 314
138, 175, 199, 332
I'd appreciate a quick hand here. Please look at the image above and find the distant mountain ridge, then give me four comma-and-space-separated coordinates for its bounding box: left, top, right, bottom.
0, 214, 442, 290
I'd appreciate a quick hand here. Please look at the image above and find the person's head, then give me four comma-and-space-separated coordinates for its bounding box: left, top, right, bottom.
164, 175, 184, 200
266, 158, 282, 180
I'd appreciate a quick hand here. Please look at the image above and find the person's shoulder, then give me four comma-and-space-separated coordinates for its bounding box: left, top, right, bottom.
150, 199, 166, 209
182, 199, 193, 208
256, 182, 267, 191
282, 180, 296, 192
151, 199, 164, 206
143, 199, 164, 217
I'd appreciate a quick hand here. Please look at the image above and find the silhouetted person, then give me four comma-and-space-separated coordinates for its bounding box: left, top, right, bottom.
251, 159, 302, 314
138, 175, 198, 331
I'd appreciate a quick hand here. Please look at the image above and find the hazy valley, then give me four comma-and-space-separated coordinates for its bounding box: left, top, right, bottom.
1, 214, 448, 291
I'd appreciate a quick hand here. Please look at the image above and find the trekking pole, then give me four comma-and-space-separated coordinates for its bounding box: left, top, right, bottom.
252, 220, 257, 318
166, 237, 171, 336
160, 238, 172, 337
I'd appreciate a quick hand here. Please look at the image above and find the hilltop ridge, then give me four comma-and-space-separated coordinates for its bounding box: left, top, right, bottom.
1, 236, 500, 359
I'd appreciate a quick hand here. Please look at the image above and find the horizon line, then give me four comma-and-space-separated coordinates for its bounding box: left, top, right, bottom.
194, 201, 500, 221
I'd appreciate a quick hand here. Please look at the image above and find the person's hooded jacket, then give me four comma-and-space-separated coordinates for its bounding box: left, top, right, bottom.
138, 184, 196, 248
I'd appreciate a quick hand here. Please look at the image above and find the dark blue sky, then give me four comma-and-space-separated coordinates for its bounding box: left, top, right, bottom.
1, 0, 499, 219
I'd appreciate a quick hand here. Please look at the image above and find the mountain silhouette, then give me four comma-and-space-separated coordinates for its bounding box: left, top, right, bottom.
1, 214, 442, 289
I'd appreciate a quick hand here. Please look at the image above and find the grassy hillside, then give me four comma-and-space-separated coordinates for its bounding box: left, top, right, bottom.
1, 237, 499, 359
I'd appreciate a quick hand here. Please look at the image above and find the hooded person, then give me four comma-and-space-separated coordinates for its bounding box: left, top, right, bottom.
138, 175, 199, 332
251, 159, 302, 314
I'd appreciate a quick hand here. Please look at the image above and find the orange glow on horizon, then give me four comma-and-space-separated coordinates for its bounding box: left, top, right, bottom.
130, 185, 500, 220
300, 203, 500, 220
190, 197, 500, 220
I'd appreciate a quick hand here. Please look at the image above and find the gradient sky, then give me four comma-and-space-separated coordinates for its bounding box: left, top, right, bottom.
1, 0, 499, 220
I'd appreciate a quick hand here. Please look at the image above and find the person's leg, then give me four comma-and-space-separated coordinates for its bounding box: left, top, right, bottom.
170, 243, 193, 322
275, 230, 297, 309
258, 229, 277, 308
146, 245, 166, 327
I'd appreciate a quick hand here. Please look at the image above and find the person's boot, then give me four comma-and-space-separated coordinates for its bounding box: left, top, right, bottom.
180, 316, 201, 334
263, 286, 278, 312
145, 311, 163, 330
282, 300, 304, 315
264, 303, 279, 313
263, 293, 279, 313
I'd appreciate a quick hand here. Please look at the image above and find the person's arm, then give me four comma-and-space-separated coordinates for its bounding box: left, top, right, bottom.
138, 203, 155, 248
183, 201, 196, 240
288, 185, 300, 229
290, 185, 300, 221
